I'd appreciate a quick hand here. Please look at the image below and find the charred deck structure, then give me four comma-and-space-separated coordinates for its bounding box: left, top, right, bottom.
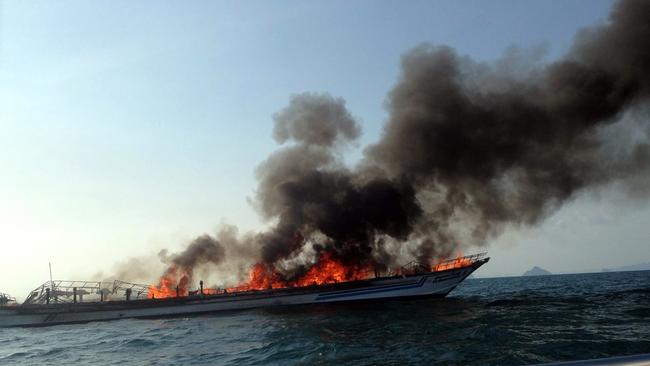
0, 253, 488, 327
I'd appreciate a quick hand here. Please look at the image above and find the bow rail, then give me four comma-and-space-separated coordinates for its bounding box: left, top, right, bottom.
22, 280, 150, 305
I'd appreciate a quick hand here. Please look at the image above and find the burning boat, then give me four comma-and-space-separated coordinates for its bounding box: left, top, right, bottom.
0, 253, 488, 327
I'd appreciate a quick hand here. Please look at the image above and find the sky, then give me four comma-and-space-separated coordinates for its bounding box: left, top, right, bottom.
1, 0, 648, 298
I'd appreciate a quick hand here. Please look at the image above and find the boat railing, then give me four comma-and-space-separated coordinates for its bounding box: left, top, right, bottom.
0, 292, 16, 306
22, 280, 150, 305
397, 252, 488, 275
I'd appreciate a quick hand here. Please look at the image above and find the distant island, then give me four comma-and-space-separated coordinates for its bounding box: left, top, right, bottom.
523, 266, 552, 276
602, 263, 650, 272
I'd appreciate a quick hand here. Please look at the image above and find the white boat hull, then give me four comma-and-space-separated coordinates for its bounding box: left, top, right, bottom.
0, 259, 486, 327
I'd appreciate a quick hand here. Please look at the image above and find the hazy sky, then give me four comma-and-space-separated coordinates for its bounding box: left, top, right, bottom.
2, 0, 648, 298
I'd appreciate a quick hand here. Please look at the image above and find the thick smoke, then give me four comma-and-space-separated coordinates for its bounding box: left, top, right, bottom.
273, 93, 361, 147
254, 0, 650, 275
255, 93, 422, 275
150, 0, 650, 285
166, 234, 226, 269
156, 234, 226, 291
365, 0, 649, 251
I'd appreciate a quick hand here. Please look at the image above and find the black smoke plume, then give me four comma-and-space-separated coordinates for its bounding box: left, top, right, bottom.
156, 234, 225, 292
151, 0, 650, 285
167, 234, 226, 270
254, 0, 650, 275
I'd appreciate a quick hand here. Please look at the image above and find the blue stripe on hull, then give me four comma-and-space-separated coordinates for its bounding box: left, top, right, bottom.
317, 276, 428, 301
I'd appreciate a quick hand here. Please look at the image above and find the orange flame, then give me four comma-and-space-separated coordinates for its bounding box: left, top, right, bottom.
431, 253, 473, 272
148, 266, 190, 299
227, 263, 287, 292
148, 252, 477, 299
293, 252, 372, 287
227, 252, 373, 293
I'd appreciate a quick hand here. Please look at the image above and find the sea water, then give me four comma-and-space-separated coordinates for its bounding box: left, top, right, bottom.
1, 270, 648, 365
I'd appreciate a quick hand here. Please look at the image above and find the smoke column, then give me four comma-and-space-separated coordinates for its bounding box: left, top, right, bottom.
254, 0, 650, 275
154, 0, 650, 284
155, 235, 225, 293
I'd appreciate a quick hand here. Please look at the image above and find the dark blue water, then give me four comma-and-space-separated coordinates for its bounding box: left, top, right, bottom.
1, 271, 649, 365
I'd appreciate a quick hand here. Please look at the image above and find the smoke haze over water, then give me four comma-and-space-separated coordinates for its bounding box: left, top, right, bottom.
153, 0, 650, 285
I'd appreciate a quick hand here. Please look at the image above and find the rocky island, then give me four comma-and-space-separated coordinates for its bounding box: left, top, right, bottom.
523, 266, 552, 276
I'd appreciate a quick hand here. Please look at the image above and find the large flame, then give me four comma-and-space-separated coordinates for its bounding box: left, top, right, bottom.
148, 252, 475, 299
148, 265, 190, 299
228, 252, 373, 292
226, 263, 287, 292
431, 253, 474, 272
294, 252, 372, 287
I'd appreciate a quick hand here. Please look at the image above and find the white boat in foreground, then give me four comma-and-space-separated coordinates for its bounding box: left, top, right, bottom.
0, 254, 488, 327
